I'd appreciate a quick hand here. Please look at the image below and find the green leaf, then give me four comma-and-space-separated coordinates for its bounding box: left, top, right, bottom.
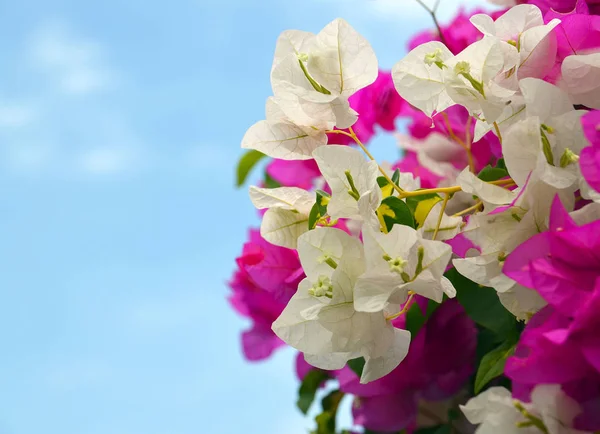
236, 150, 266, 187
474, 339, 517, 393
308, 190, 331, 230
377, 196, 416, 232
347, 357, 365, 377
391, 168, 400, 185
445, 268, 517, 338
314, 390, 344, 434
297, 369, 331, 414
405, 302, 426, 337
406, 193, 443, 228
495, 158, 506, 170
264, 170, 282, 188
477, 165, 509, 182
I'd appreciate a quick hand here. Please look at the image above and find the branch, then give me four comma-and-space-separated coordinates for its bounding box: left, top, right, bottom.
414, 0, 448, 46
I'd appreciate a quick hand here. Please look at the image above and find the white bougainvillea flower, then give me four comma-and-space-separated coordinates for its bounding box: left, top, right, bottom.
355, 224, 455, 313
271, 18, 377, 130
456, 167, 517, 210
272, 227, 411, 383
461, 385, 587, 434
453, 175, 573, 320
392, 41, 454, 118
313, 145, 381, 220
418, 201, 464, 241
241, 97, 328, 160
503, 78, 587, 189
249, 185, 314, 248
444, 36, 518, 124
470, 5, 560, 82
561, 52, 600, 110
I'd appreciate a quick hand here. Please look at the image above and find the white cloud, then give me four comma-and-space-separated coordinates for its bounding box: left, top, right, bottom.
28, 22, 115, 95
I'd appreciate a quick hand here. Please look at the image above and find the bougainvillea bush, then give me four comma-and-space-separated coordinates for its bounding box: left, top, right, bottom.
230, 0, 600, 432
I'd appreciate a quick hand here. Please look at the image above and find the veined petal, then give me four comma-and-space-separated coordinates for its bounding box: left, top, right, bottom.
392, 41, 454, 118
249, 186, 314, 213
260, 208, 310, 249
241, 119, 327, 160
307, 18, 378, 97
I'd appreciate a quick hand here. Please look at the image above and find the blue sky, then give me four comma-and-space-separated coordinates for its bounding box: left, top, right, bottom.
0, 1, 489, 433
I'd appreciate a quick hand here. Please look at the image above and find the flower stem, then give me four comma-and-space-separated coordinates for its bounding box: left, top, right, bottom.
432, 193, 450, 240
442, 112, 475, 173
493, 121, 503, 145
452, 201, 483, 217
386, 291, 416, 321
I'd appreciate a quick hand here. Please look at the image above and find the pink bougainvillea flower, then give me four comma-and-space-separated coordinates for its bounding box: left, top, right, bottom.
327, 70, 404, 146
581, 110, 600, 193
228, 229, 304, 361
503, 197, 600, 431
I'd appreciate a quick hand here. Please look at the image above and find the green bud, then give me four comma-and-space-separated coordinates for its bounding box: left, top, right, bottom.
345, 170, 361, 201
540, 128, 555, 166
559, 148, 580, 168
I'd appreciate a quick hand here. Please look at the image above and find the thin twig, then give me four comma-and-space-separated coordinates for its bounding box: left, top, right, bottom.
414, 0, 448, 46
432, 193, 450, 240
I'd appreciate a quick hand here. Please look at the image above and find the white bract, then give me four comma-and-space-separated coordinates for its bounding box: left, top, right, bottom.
461, 385, 589, 434
503, 78, 587, 189
355, 224, 456, 313
470, 5, 560, 82
249, 186, 314, 249
313, 145, 381, 220
444, 36, 518, 124
271, 228, 411, 383
393, 36, 518, 124
419, 201, 464, 241
562, 53, 600, 110
242, 18, 377, 160
241, 97, 328, 160
392, 41, 454, 117
453, 175, 572, 320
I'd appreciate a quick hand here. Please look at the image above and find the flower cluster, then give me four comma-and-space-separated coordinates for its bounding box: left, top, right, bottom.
230, 1, 600, 433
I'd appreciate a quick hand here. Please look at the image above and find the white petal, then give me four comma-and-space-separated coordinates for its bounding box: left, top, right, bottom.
520, 77, 574, 120
517, 19, 560, 80
354, 273, 408, 313
392, 41, 454, 117
272, 30, 315, 71
361, 328, 411, 383
420, 238, 453, 280
498, 284, 546, 321
453, 254, 515, 292
249, 186, 314, 213
304, 352, 354, 370
313, 145, 380, 220
503, 116, 541, 187
456, 167, 516, 207
562, 53, 600, 110
272, 289, 332, 354
307, 18, 378, 97
419, 201, 464, 241
241, 119, 327, 160
297, 227, 364, 281
260, 208, 309, 249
